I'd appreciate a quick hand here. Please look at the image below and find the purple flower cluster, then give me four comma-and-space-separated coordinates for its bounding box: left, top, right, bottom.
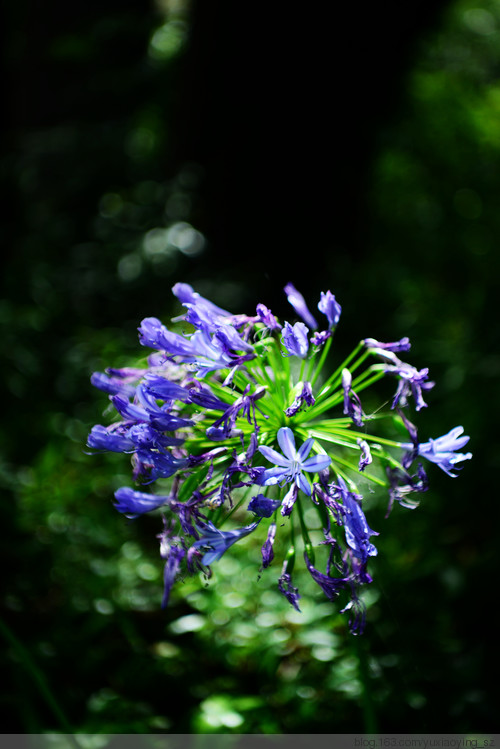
87, 282, 471, 633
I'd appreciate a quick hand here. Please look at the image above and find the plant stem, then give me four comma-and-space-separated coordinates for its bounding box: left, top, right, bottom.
353, 634, 378, 734
0, 615, 82, 746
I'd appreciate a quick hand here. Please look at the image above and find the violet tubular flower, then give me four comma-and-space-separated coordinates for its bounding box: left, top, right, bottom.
318, 290, 342, 330
114, 487, 171, 517
87, 280, 471, 634
406, 426, 472, 477
284, 282, 318, 330
192, 519, 260, 565
281, 321, 310, 359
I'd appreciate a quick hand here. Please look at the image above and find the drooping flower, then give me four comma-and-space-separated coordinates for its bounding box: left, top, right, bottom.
333, 477, 379, 563
191, 519, 260, 565
261, 522, 277, 568
304, 552, 349, 602
114, 487, 171, 517
356, 438, 372, 472
277, 565, 301, 611
258, 427, 331, 496
284, 381, 315, 417
341, 368, 364, 427
87, 424, 136, 453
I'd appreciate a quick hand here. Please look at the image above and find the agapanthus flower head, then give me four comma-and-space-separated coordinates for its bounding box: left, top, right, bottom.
88, 281, 471, 634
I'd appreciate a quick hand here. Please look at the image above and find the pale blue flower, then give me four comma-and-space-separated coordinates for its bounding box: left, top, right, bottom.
318, 290, 342, 329
284, 282, 318, 329
281, 321, 310, 358
408, 426, 472, 477
258, 427, 331, 496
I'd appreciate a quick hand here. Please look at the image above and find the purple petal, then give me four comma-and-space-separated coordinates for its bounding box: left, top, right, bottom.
258, 444, 291, 468
302, 453, 331, 473
296, 471, 312, 496
297, 437, 314, 462
284, 283, 318, 330
277, 427, 296, 460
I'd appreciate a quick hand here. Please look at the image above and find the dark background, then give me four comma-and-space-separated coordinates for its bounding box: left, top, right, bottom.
1, 0, 497, 735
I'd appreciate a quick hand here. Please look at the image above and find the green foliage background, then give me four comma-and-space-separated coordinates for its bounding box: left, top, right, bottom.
1, 0, 497, 735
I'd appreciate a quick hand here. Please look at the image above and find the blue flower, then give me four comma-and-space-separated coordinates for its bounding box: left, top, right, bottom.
114, 487, 171, 517
172, 282, 235, 332
188, 329, 255, 377
356, 438, 372, 472
284, 282, 318, 330
277, 569, 301, 611
138, 317, 196, 358
318, 290, 342, 329
258, 427, 331, 496
90, 370, 141, 398
364, 336, 411, 353
285, 381, 315, 417
281, 321, 310, 359
412, 426, 472, 477
385, 361, 435, 411
261, 522, 277, 568
304, 553, 348, 601
341, 369, 364, 427
142, 375, 192, 403
334, 477, 378, 563
256, 303, 282, 332
87, 424, 135, 453
386, 463, 428, 512
248, 494, 281, 518
192, 519, 260, 565
135, 449, 189, 480
158, 540, 186, 609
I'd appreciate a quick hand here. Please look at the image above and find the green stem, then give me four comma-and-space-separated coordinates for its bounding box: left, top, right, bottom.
318, 341, 365, 393
329, 454, 388, 487
353, 634, 378, 733
309, 423, 406, 449
310, 336, 332, 387
296, 496, 314, 564
351, 369, 387, 394
298, 357, 306, 383
0, 615, 82, 745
